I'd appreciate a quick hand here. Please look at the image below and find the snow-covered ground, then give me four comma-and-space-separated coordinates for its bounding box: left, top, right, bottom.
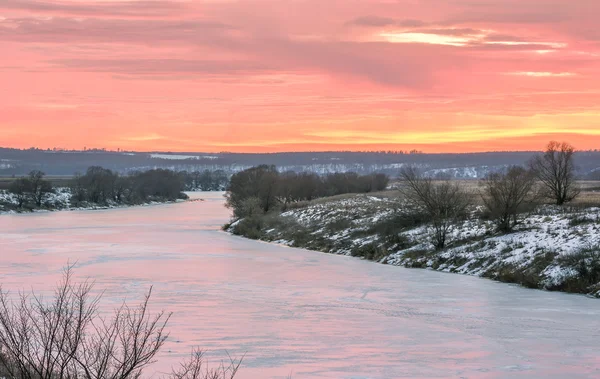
231, 194, 600, 297
0, 188, 188, 215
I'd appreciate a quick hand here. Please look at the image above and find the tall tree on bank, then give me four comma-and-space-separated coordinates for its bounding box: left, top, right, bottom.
399, 166, 471, 250
529, 141, 580, 205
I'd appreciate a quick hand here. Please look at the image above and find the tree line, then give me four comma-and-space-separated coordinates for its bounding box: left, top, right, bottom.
226, 141, 582, 252
70, 167, 189, 206
5, 167, 234, 210
179, 170, 229, 191
225, 165, 390, 218
400, 141, 580, 250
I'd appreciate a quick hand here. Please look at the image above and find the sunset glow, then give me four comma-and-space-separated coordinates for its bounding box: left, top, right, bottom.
1, 0, 600, 152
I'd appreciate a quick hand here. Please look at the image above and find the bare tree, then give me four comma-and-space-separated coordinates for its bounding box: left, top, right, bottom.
481, 166, 537, 233
28, 170, 53, 207
276, 171, 299, 211
0, 266, 240, 379
8, 178, 31, 208
399, 166, 471, 250
0, 266, 100, 379
75, 287, 171, 379
529, 141, 580, 205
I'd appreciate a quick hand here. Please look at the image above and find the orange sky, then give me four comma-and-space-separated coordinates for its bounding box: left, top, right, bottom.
1, 0, 600, 153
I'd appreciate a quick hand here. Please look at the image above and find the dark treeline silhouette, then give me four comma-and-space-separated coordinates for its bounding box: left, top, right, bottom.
71, 166, 188, 206
179, 169, 229, 191
226, 165, 389, 219
7, 170, 54, 208
3, 147, 600, 180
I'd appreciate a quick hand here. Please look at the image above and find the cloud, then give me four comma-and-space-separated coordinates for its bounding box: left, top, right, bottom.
381, 32, 473, 47
508, 71, 577, 77
0, 0, 189, 18
398, 19, 428, 28
347, 16, 397, 27
347, 17, 429, 28
0, 17, 233, 45
484, 33, 528, 42
238, 38, 464, 88
410, 28, 483, 36
50, 58, 276, 76
447, 11, 570, 24
0, 15, 462, 88
465, 42, 564, 51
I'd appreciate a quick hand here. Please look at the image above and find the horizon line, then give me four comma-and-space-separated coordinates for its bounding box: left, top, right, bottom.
2, 146, 580, 156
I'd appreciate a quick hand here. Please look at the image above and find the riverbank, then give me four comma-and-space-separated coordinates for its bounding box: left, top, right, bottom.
227, 193, 600, 298
0, 188, 195, 215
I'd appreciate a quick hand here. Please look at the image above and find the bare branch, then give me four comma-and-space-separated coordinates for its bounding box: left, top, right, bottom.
399, 166, 471, 249
0, 266, 239, 379
529, 141, 580, 205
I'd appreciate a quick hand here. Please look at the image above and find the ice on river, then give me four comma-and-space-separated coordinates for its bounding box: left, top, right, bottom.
0, 193, 599, 379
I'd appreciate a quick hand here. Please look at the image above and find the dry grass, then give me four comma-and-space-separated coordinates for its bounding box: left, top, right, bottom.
571, 190, 600, 207
344, 180, 600, 208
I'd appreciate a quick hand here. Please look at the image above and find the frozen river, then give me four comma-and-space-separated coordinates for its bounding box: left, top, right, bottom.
1, 192, 599, 378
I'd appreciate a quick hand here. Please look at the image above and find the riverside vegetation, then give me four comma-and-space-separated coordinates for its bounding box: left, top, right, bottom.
0, 266, 242, 379
226, 142, 600, 297
0, 167, 229, 214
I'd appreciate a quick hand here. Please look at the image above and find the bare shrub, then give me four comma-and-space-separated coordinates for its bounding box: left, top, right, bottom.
166, 349, 242, 379
399, 166, 471, 250
529, 141, 580, 205
481, 166, 537, 233
554, 246, 600, 294
0, 266, 241, 379
8, 178, 30, 208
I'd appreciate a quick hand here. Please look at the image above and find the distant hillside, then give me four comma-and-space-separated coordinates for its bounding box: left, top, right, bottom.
1, 148, 600, 179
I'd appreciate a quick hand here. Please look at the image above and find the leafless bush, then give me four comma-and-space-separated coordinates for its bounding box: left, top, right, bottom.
165, 349, 242, 379
529, 141, 580, 205
399, 166, 471, 250
0, 266, 241, 379
481, 166, 537, 233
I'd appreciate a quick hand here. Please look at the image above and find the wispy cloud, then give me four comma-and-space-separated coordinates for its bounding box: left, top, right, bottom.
121, 133, 165, 142
508, 71, 577, 77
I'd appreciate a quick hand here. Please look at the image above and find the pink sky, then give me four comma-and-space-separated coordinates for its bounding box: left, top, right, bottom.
1, 0, 599, 152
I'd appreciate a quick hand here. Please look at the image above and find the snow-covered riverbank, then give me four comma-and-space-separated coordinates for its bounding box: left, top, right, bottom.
228, 193, 600, 297
0, 188, 194, 215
